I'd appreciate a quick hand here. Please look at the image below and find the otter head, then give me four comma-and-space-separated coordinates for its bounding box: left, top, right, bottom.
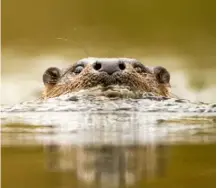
42, 57, 171, 99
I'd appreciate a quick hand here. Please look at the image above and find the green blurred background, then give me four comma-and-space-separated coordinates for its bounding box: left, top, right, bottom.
1, 0, 216, 104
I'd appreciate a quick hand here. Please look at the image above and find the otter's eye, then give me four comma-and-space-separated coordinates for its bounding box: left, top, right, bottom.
134, 66, 143, 73
133, 62, 150, 74
74, 66, 84, 74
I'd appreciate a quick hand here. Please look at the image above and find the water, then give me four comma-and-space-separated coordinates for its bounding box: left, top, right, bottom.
1, 109, 216, 188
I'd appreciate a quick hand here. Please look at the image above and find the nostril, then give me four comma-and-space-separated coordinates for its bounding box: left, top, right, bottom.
93, 61, 102, 70
118, 61, 126, 70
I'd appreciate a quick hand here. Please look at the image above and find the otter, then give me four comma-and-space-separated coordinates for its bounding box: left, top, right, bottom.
42, 57, 171, 99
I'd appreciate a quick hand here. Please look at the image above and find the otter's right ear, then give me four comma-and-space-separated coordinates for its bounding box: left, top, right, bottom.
43, 67, 61, 86
153, 66, 170, 85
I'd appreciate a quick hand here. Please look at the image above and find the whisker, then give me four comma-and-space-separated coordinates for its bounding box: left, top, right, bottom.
170, 92, 180, 98
55, 37, 89, 57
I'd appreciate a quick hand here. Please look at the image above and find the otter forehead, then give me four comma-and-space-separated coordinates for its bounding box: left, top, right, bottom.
76, 57, 139, 65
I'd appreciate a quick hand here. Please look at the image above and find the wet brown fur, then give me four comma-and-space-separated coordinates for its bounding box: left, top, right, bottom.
42, 58, 171, 99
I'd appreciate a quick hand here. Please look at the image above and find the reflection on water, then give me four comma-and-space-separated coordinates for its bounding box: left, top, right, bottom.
44, 144, 168, 188
2, 139, 215, 188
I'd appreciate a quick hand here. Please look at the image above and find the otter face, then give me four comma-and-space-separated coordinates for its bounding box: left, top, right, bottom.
42, 58, 171, 99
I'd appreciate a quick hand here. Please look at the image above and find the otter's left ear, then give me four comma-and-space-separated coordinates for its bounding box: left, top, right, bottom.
43, 67, 61, 86
42, 67, 61, 98
153, 66, 170, 85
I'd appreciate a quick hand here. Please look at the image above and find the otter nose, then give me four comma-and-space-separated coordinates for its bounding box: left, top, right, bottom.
93, 61, 126, 75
